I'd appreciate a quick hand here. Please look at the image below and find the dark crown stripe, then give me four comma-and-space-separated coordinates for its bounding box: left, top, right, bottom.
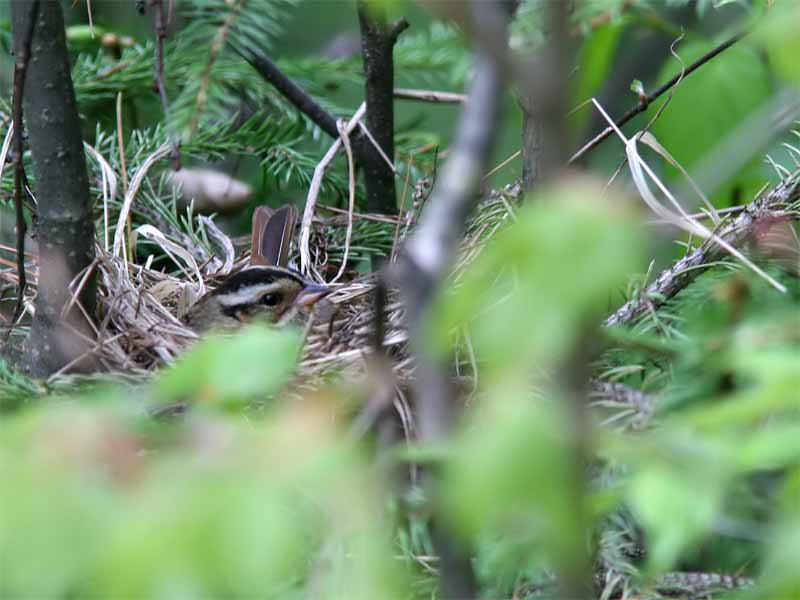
212, 266, 305, 296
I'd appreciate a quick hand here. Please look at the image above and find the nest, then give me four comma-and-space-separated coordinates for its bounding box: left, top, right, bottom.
3, 182, 522, 388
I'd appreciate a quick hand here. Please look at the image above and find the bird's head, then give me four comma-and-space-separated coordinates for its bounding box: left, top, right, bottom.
184, 266, 332, 332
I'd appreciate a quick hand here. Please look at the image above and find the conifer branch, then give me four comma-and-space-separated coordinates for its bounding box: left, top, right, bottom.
604, 174, 800, 328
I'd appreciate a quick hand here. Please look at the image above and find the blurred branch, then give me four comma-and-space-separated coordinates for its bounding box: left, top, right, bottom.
396, 59, 507, 435
9, 0, 39, 327
357, 4, 407, 213
656, 571, 755, 595
590, 378, 655, 416
590, 378, 655, 429
604, 174, 800, 328
569, 31, 745, 165
392, 1, 513, 596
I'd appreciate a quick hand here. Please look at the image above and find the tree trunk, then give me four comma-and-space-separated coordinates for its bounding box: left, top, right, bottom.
12, 1, 97, 376
357, 2, 406, 214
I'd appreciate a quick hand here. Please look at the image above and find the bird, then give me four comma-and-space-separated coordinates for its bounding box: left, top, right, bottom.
182, 204, 332, 333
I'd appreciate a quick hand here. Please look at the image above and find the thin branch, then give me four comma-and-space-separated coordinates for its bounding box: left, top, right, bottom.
604, 174, 800, 328
9, 0, 39, 326
569, 31, 745, 165
394, 88, 467, 104
242, 47, 340, 139
299, 104, 367, 277
149, 0, 180, 170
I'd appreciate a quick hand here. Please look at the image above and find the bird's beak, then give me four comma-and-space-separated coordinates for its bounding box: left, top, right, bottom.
295, 283, 333, 307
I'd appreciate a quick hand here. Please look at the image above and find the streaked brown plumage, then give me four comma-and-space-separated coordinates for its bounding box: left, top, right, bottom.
183, 265, 331, 333
182, 203, 332, 333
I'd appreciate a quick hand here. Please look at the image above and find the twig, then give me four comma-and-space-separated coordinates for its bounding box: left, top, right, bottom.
317, 205, 402, 225
299, 103, 367, 278
83, 142, 118, 253
394, 88, 467, 104
330, 119, 356, 284
9, 0, 39, 327
390, 155, 413, 263
86, 0, 94, 37
569, 31, 745, 164
483, 148, 521, 180
604, 174, 800, 328
242, 47, 340, 140
116, 92, 132, 262
0, 123, 15, 190
94, 59, 133, 81
149, 0, 180, 170
358, 121, 397, 174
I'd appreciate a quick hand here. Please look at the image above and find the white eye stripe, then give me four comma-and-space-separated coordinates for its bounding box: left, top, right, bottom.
216, 283, 285, 307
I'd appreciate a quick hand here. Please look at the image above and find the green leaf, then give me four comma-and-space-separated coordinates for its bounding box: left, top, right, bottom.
441, 394, 586, 573
752, 470, 800, 599
429, 179, 645, 376
571, 19, 628, 137
755, 2, 800, 87
617, 429, 733, 573
155, 324, 301, 404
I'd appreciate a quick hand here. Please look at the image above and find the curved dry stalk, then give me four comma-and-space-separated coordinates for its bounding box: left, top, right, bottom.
112, 143, 172, 259
605, 173, 800, 328
299, 103, 366, 278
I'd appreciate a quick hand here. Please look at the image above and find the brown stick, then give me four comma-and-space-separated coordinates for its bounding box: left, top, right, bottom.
9, 0, 39, 326
149, 0, 181, 170
242, 47, 341, 140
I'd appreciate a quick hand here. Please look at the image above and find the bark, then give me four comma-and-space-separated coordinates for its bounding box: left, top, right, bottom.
357, 3, 407, 214
12, 1, 96, 376
518, 1, 574, 192
519, 94, 544, 191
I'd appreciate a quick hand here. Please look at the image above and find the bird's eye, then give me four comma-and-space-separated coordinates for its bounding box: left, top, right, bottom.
261, 293, 281, 307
